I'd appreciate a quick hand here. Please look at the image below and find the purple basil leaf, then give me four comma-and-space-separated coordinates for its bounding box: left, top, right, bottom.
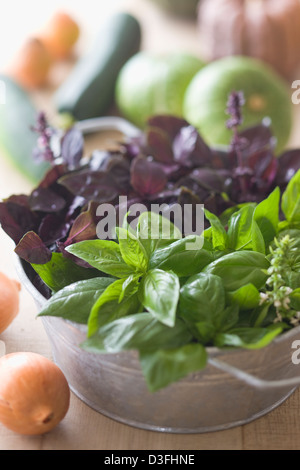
130, 156, 167, 197
0, 199, 38, 244
121, 134, 145, 159
89, 150, 119, 171
58, 170, 120, 203
210, 148, 234, 170
178, 187, 201, 205
204, 192, 234, 215
4, 194, 30, 207
0, 202, 27, 245
89, 152, 131, 192
65, 195, 86, 222
239, 121, 276, 156
175, 175, 207, 198
147, 187, 182, 203
38, 164, 68, 189
275, 149, 300, 187
29, 188, 66, 213
190, 168, 232, 193
258, 158, 278, 191
146, 128, 174, 164
147, 115, 190, 141
159, 163, 182, 179
105, 156, 131, 192
61, 127, 84, 168
173, 125, 212, 168
65, 201, 98, 245
38, 214, 70, 245
15, 231, 52, 264
248, 150, 278, 187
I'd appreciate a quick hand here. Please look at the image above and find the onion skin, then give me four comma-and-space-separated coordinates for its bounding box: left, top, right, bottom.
0, 352, 70, 435
0, 273, 21, 334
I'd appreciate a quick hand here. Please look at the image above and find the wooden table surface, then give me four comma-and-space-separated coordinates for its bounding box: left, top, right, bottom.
1, 0, 300, 451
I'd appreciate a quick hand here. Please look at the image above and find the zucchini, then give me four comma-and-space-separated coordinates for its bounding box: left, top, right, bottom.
54, 13, 142, 121
148, 0, 199, 17
0, 75, 50, 184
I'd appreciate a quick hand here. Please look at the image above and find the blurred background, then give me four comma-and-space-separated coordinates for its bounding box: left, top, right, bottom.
0, 0, 199, 61
0, 0, 300, 199
0, 0, 300, 449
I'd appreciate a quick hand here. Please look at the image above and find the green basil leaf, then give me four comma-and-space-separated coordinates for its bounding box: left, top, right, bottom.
31, 252, 100, 293
116, 227, 148, 273
291, 288, 300, 310
253, 187, 280, 249
251, 220, 266, 254
136, 211, 182, 257
203, 251, 269, 291
227, 283, 261, 311
194, 322, 216, 344
278, 220, 290, 232
149, 236, 214, 277
66, 240, 135, 278
227, 204, 255, 251
214, 325, 282, 349
204, 209, 227, 250
179, 273, 225, 324
81, 313, 193, 354
99, 293, 142, 331
193, 304, 239, 342
88, 278, 131, 336
251, 303, 272, 328
139, 343, 207, 392
285, 271, 300, 290
38, 277, 115, 324
141, 269, 180, 327
119, 273, 141, 302
215, 303, 240, 332
282, 169, 300, 224
220, 203, 256, 226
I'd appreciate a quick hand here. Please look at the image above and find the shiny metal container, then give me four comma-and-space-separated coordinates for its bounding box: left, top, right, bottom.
14, 117, 300, 434
15, 245, 300, 434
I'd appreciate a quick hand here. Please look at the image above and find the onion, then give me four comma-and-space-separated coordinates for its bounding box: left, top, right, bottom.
0, 352, 70, 435
0, 272, 21, 334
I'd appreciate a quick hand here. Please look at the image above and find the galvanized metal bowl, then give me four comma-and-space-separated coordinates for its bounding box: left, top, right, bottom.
15, 255, 300, 434
14, 117, 300, 434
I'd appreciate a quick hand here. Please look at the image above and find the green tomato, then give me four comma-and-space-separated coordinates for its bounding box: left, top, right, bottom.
183, 56, 293, 153
116, 51, 206, 128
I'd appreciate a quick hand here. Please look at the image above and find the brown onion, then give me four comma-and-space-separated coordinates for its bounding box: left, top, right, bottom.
0, 352, 70, 435
0, 272, 21, 334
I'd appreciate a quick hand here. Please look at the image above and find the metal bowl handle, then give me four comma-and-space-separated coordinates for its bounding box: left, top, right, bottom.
208, 357, 300, 390
75, 116, 142, 138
